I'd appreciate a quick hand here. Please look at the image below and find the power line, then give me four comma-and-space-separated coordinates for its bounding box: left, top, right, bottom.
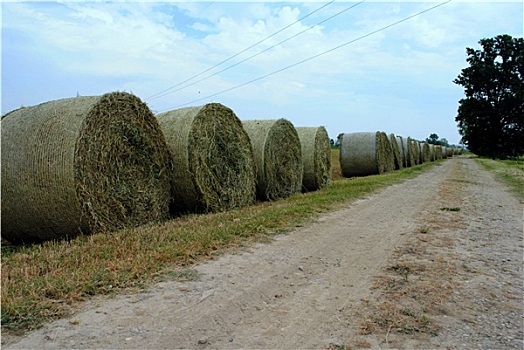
157, 0, 451, 112
148, 0, 365, 101
146, 0, 335, 101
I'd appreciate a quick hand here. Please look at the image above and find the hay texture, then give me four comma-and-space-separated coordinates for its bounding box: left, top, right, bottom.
402, 137, 415, 167
435, 145, 443, 159
242, 119, 303, 201
389, 133, 404, 170
339, 131, 395, 177
1, 92, 172, 243
422, 142, 431, 163
396, 136, 406, 168
411, 140, 421, 165
156, 103, 256, 213
428, 144, 436, 161
295, 126, 332, 191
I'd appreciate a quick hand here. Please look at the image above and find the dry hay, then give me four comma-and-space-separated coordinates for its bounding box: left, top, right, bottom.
389, 133, 404, 170
1, 92, 172, 243
156, 103, 256, 213
442, 147, 449, 158
422, 142, 431, 163
396, 135, 406, 168
428, 144, 436, 161
435, 145, 443, 159
295, 126, 332, 191
339, 131, 395, 177
402, 137, 416, 167
411, 140, 421, 165
242, 119, 303, 200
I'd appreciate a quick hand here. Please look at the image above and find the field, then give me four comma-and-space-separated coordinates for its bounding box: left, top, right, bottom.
2, 153, 523, 349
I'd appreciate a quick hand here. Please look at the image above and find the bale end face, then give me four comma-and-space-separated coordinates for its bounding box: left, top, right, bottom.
1, 92, 172, 243
157, 103, 256, 213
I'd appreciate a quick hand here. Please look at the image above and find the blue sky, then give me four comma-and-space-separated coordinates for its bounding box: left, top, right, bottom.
2, 1, 523, 144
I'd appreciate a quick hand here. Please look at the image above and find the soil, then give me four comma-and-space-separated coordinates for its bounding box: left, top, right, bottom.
3, 157, 522, 349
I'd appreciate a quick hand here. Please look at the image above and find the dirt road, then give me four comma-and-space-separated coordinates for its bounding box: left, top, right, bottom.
4, 157, 523, 349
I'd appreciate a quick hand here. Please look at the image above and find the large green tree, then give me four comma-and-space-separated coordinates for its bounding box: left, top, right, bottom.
454, 34, 524, 158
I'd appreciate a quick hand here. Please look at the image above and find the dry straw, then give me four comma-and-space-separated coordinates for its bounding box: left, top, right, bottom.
1, 92, 172, 243
396, 135, 406, 168
389, 133, 404, 170
295, 126, 332, 191
242, 119, 303, 200
156, 103, 256, 213
402, 137, 416, 167
339, 131, 395, 177
435, 145, 443, 159
428, 144, 434, 161
422, 142, 431, 163
411, 139, 421, 165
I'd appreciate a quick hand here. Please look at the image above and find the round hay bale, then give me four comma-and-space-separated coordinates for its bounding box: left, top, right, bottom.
156, 103, 256, 213
411, 139, 421, 165
422, 142, 431, 163
396, 135, 406, 167
402, 137, 416, 167
428, 144, 435, 161
389, 133, 404, 170
242, 119, 303, 201
435, 145, 443, 159
295, 126, 332, 191
1, 92, 172, 243
339, 131, 395, 177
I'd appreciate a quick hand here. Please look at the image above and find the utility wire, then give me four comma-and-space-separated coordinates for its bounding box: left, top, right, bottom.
146, 0, 335, 100
157, 0, 451, 112
148, 0, 365, 101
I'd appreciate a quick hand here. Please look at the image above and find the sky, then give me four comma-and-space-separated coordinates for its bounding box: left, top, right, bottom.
2, 1, 523, 145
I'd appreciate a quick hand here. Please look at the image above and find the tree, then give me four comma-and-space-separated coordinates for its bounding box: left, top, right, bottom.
454, 34, 524, 158
426, 133, 440, 145
425, 133, 450, 147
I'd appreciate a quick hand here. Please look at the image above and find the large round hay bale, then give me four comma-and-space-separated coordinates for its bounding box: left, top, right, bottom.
411, 139, 421, 165
156, 103, 256, 213
295, 126, 332, 191
422, 142, 431, 163
339, 131, 395, 177
242, 119, 303, 201
396, 135, 406, 167
402, 137, 416, 167
389, 133, 404, 170
428, 144, 436, 161
1, 92, 172, 243
434, 145, 443, 159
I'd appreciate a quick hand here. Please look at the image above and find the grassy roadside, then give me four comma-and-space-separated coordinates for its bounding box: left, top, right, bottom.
1, 150, 442, 335
475, 157, 524, 202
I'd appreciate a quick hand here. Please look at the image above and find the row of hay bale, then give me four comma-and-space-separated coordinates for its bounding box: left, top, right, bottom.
1, 92, 332, 243
339, 131, 460, 178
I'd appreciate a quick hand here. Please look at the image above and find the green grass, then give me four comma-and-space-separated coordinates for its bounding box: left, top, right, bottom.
1, 155, 442, 334
475, 157, 524, 202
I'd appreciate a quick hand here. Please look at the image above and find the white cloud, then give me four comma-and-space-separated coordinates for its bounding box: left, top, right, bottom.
3, 1, 522, 144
